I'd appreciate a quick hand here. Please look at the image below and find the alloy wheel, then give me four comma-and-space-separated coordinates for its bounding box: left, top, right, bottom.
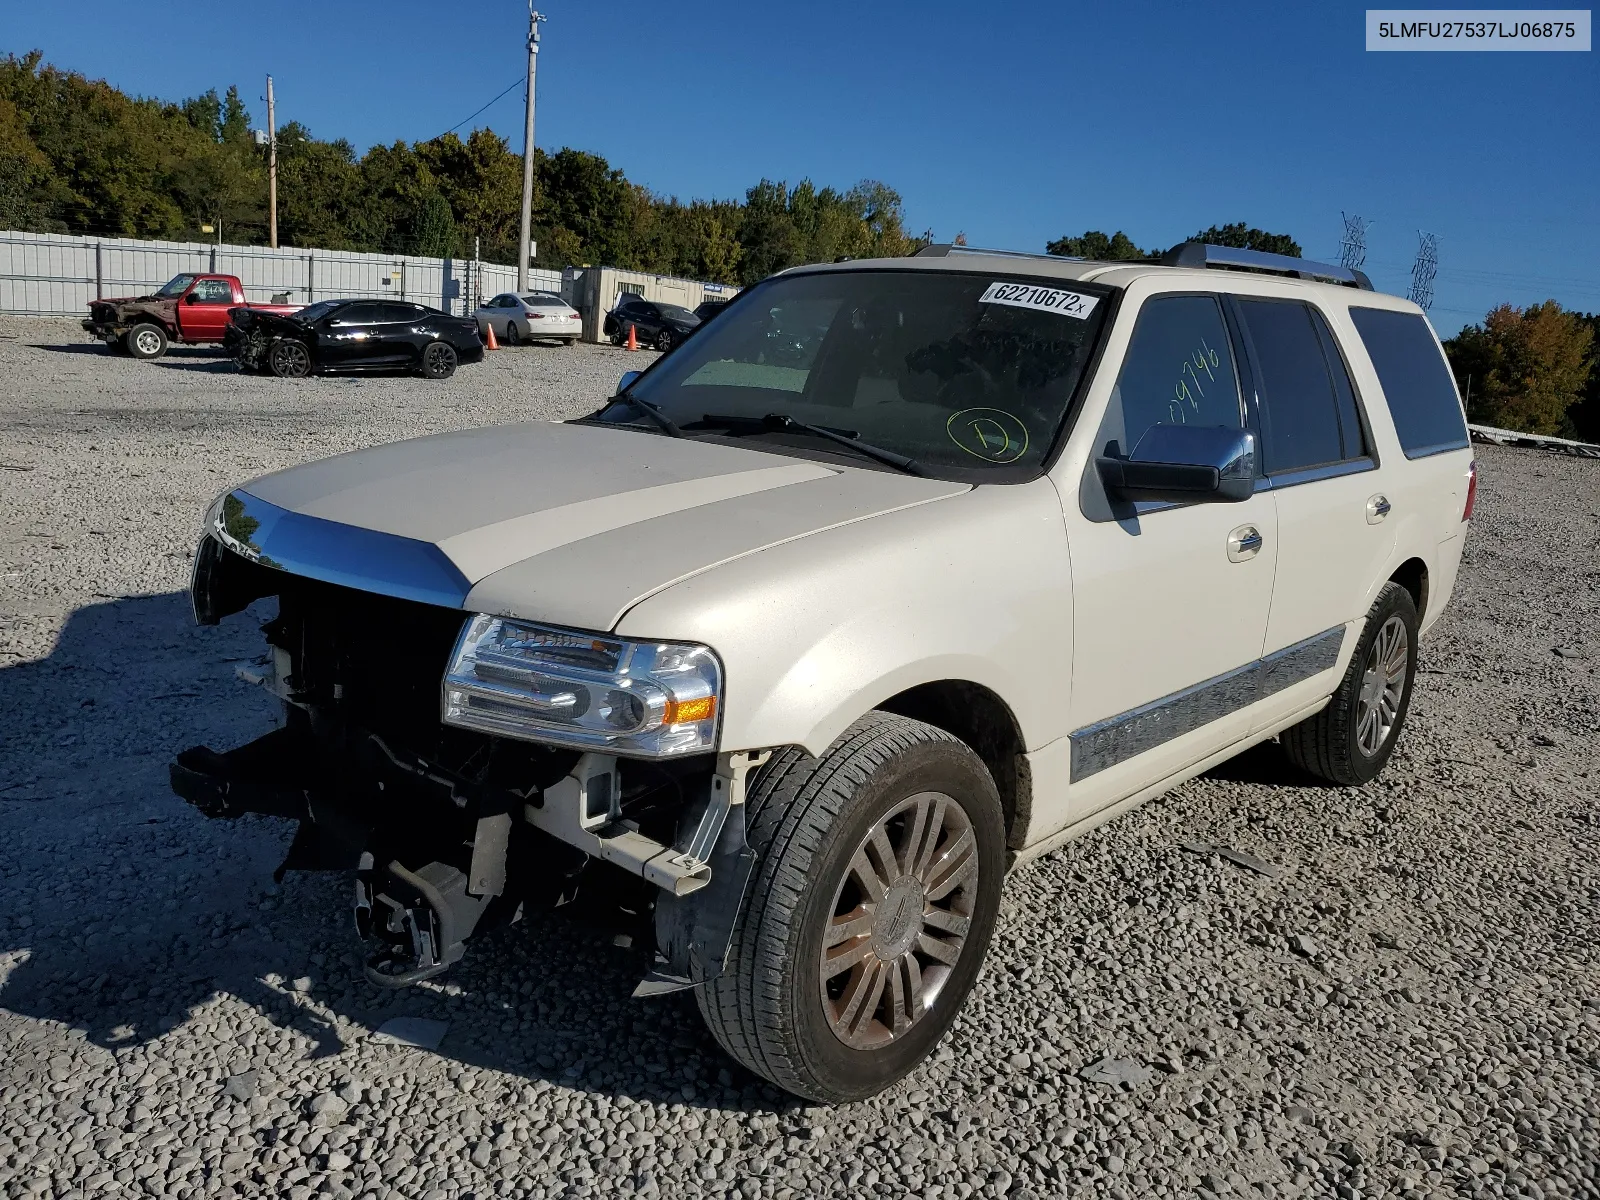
270, 340, 310, 378
134, 328, 162, 357
1356, 614, 1408, 756
818, 791, 978, 1050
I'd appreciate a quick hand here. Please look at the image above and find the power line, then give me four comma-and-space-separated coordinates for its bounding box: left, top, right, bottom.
1408, 231, 1439, 311
431, 76, 524, 142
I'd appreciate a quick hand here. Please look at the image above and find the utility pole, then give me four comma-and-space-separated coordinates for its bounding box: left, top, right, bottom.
267, 75, 279, 249
516, 8, 547, 292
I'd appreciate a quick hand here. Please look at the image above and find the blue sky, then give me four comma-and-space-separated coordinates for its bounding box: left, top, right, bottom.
8, 0, 1597, 329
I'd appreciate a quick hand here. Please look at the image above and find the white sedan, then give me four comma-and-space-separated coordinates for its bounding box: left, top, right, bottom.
474, 292, 582, 346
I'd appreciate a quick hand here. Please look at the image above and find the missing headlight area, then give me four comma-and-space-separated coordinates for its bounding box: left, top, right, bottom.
171, 564, 751, 991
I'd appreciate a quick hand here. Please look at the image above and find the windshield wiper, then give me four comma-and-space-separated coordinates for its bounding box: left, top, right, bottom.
604, 393, 683, 438
691, 413, 921, 475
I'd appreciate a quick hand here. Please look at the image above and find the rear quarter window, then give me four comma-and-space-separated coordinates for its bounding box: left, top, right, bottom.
1348, 308, 1469, 459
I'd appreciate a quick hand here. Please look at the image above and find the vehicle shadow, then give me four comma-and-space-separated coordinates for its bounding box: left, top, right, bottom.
1201, 738, 1331, 786
35, 343, 226, 360
0, 591, 784, 1112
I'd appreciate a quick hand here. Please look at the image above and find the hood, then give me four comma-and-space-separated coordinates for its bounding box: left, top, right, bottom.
225, 421, 967, 629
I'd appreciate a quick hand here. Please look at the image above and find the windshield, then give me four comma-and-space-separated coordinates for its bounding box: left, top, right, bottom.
155, 275, 196, 298
613, 269, 1111, 478
658, 304, 698, 323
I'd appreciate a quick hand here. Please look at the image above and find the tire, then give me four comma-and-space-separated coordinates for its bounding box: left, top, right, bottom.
420, 341, 458, 379
124, 323, 168, 360
503, 321, 521, 346
655, 327, 674, 352
698, 712, 1006, 1103
267, 339, 312, 379
1281, 581, 1419, 786
565, 338, 578, 347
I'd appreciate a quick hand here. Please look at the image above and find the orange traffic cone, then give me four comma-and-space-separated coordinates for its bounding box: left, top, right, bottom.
625, 323, 638, 352
484, 322, 499, 351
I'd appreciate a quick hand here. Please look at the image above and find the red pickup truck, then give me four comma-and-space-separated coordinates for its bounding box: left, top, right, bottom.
83, 273, 301, 361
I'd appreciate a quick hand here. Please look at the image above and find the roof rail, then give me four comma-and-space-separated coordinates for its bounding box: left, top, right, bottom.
1162, 242, 1374, 290
914, 244, 1074, 262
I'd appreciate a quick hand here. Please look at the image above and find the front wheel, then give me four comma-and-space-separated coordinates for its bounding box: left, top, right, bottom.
503, 321, 521, 346
698, 712, 1006, 1103
654, 327, 675, 352
1281, 581, 1419, 785
420, 341, 458, 379
267, 338, 312, 378
124, 323, 168, 360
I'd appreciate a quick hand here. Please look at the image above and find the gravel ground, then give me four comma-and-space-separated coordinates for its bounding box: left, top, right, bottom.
0, 315, 1596, 1200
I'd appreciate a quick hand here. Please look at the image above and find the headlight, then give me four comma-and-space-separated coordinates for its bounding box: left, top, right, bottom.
441, 616, 722, 758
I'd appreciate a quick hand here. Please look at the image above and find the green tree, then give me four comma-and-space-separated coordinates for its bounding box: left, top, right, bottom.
1187, 222, 1301, 257
407, 190, 458, 257
1444, 301, 1594, 435
1046, 230, 1148, 259
1566, 313, 1600, 442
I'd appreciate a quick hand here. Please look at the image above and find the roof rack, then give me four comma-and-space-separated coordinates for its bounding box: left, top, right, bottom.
914, 244, 1073, 262
1161, 242, 1373, 290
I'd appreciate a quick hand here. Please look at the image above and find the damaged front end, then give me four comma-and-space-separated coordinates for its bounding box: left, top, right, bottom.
175, 520, 765, 993
226, 309, 289, 372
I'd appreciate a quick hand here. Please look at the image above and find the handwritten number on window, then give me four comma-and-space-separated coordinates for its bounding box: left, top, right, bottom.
1168, 338, 1222, 423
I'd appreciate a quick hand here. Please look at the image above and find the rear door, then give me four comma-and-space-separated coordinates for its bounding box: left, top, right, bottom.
1064, 292, 1279, 817
180, 277, 237, 342
377, 303, 428, 365
1234, 295, 1393, 728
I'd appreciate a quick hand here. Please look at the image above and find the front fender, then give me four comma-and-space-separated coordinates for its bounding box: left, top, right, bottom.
614, 480, 1074, 756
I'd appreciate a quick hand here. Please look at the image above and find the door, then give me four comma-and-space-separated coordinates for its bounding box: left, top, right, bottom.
1063, 293, 1278, 817
1235, 297, 1396, 725
180, 277, 237, 341
370, 303, 422, 366
319, 302, 384, 369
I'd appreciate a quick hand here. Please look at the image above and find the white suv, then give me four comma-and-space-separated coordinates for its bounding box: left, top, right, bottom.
176, 243, 1475, 1102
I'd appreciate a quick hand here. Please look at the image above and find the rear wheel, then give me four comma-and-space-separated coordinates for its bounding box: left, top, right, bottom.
125, 323, 168, 360
1281, 581, 1418, 785
420, 341, 458, 379
698, 712, 1005, 1103
267, 339, 312, 379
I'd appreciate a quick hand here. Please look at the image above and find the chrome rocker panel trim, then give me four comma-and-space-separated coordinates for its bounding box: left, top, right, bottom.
1069, 625, 1345, 780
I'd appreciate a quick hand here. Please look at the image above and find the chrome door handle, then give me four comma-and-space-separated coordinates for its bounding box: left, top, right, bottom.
1228, 525, 1263, 562
1367, 494, 1392, 524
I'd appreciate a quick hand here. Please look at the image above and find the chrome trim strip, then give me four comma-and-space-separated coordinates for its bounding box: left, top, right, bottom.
209, 489, 471, 609
1253, 457, 1375, 493
1070, 625, 1344, 780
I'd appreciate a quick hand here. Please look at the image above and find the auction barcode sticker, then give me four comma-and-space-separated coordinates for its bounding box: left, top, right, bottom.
979, 281, 1099, 319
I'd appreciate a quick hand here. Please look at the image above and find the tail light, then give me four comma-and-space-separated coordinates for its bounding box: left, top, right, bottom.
1462, 460, 1477, 521
529, 313, 544, 320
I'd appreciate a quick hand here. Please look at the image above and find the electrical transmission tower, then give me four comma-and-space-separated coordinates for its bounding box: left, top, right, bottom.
1408, 231, 1439, 311
1339, 212, 1369, 271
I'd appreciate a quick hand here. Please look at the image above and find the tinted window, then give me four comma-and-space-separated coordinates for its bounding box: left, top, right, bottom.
334, 303, 382, 324
1310, 309, 1368, 460
378, 303, 422, 323
1239, 299, 1343, 473
1108, 295, 1243, 457
522, 293, 563, 306
1349, 307, 1469, 458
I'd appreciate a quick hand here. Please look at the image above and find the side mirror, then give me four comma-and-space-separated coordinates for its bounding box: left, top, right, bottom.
1096, 425, 1256, 504
617, 370, 641, 393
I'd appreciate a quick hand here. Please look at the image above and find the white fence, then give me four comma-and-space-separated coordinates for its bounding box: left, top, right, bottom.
0, 229, 561, 318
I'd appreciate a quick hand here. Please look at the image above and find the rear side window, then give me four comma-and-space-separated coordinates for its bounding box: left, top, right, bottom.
1239, 299, 1363, 474
1349, 307, 1469, 458
378, 303, 421, 322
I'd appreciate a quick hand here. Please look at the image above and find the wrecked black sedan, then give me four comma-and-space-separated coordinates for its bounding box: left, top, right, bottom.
229, 299, 484, 379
